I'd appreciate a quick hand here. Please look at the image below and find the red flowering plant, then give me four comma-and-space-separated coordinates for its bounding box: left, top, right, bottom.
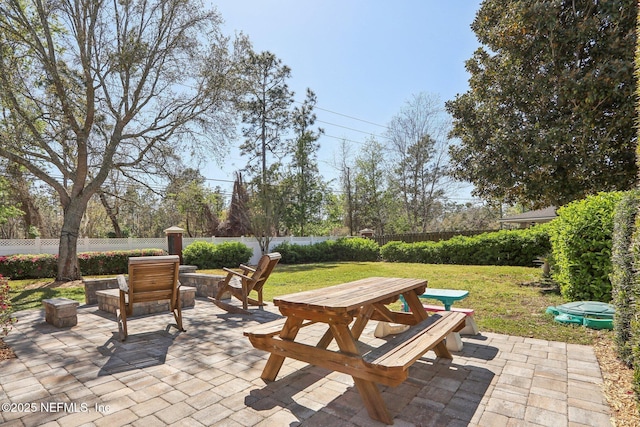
0, 274, 17, 337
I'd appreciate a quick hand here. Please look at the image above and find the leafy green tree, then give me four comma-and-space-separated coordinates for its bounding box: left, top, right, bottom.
282, 89, 326, 236
446, 0, 637, 207
238, 50, 294, 250
239, 50, 294, 187
307, 192, 347, 236
122, 185, 163, 237
353, 138, 393, 235
0, 175, 23, 238
0, 0, 244, 279
165, 169, 221, 237
3, 162, 42, 238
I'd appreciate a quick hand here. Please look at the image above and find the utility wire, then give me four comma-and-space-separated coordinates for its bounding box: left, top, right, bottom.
294, 100, 388, 129
316, 120, 390, 140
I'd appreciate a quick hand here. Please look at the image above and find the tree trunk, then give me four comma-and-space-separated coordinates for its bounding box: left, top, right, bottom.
57, 198, 87, 281
98, 191, 123, 237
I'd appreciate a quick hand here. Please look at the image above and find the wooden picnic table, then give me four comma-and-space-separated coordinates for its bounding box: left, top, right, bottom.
244, 277, 466, 424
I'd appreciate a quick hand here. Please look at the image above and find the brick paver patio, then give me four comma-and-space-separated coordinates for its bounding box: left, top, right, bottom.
0, 299, 611, 426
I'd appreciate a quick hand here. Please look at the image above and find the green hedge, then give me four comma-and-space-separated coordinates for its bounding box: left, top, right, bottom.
380, 227, 550, 267
611, 190, 640, 367
182, 241, 252, 269
0, 249, 166, 279
629, 197, 640, 399
549, 192, 623, 302
271, 237, 380, 264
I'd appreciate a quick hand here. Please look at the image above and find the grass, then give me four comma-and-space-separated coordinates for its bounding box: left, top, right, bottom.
8, 262, 610, 345
7, 279, 86, 312
9, 288, 85, 312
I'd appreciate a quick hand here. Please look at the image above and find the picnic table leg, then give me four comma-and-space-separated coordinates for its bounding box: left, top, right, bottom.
401, 290, 428, 321
353, 377, 393, 424
329, 322, 393, 425
350, 305, 375, 340
316, 328, 334, 349
260, 317, 303, 381
433, 340, 454, 359
316, 305, 376, 348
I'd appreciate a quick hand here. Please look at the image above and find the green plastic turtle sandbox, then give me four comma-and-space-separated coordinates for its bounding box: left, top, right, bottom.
546, 301, 615, 330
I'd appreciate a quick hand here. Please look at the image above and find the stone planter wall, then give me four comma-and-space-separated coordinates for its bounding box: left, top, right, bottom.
83, 271, 225, 305
96, 287, 196, 316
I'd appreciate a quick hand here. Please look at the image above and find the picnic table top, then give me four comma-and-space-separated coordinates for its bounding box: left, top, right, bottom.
273, 277, 427, 314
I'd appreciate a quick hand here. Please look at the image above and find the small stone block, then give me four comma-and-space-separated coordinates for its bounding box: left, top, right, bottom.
42, 298, 79, 328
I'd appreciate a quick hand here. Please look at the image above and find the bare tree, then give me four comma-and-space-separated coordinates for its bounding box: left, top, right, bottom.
385, 92, 454, 232
0, 0, 246, 280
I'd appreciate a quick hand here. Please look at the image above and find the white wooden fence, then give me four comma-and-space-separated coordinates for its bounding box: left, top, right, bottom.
0, 236, 336, 264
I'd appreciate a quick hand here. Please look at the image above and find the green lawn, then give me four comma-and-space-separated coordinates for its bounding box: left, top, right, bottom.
9, 262, 610, 345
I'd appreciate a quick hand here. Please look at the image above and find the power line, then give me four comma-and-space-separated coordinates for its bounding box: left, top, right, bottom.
316, 120, 390, 140
294, 100, 388, 129
321, 133, 366, 145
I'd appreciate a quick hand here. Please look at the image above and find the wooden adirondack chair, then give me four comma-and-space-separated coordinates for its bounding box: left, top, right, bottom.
211, 252, 281, 314
116, 255, 185, 341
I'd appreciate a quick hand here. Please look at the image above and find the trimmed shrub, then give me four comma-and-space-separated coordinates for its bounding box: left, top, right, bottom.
611, 190, 640, 367
380, 226, 550, 267
182, 241, 252, 269
0, 249, 166, 279
209, 241, 253, 268
332, 237, 380, 261
272, 237, 380, 264
272, 241, 331, 264
0, 254, 57, 279
182, 241, 215, 268
78, 249, 165, 275
549, 192, 623, 302
630, 199, 640, 399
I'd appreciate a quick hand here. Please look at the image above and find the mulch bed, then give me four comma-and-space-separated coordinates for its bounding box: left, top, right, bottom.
0, 338, 16, 361
592, 336, 639, 426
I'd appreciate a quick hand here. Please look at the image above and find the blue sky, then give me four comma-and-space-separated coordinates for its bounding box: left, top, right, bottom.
202, 1, 483, 201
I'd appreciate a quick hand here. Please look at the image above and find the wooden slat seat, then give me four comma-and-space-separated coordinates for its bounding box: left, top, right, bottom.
422, 304, 474, 316
421, 305, 479, 335
364, 311, 466, 372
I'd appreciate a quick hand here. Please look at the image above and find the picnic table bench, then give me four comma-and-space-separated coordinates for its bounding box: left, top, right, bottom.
243, 277, 466, 425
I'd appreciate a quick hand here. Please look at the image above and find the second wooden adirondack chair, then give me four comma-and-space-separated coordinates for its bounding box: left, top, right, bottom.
210, 252, 281, 314
116, 255, 185, 340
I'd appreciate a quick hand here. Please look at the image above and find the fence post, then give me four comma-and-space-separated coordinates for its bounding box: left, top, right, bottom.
164, 226, 184, 264
35, 237, 41, 254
